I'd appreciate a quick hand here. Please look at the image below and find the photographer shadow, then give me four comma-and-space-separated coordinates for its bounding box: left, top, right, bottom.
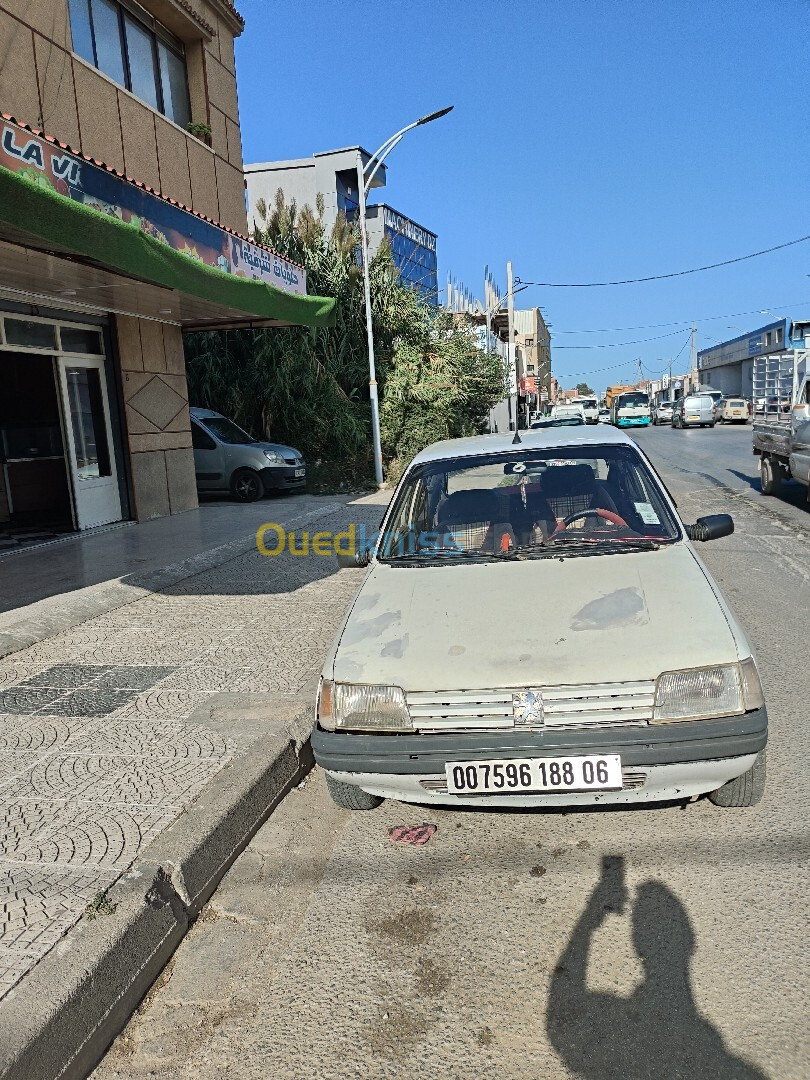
547, 857, 767, 1079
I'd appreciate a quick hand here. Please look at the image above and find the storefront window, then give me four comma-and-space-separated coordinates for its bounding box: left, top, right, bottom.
68, 0, 191, 129
60, 326, 104, 354
3, 318, 57, 349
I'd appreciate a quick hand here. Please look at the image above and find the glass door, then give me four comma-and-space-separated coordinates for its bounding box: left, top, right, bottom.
56, 356, 122, 529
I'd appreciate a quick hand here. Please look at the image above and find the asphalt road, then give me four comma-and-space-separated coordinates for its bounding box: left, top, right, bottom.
96, 428, 810, 1080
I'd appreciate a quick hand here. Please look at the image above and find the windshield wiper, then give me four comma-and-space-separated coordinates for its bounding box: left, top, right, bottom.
516, 537, 661, 559
383, 548, 519, 565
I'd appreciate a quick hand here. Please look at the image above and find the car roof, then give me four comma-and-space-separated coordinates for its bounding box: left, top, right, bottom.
411, 424, 635, 466
190, 407, 224, 419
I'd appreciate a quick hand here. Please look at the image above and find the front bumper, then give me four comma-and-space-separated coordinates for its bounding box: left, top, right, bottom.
259, 465, 306, 491
617, 417, 651, 427
312, 707, 767, 806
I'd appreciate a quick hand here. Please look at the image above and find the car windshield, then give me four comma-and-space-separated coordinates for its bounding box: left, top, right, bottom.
200, 417, 256, 445
380, 443, 681, 561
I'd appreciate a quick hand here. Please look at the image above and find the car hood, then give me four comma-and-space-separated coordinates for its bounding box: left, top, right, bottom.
330, 543, 744, 690
253, 441, 302, 459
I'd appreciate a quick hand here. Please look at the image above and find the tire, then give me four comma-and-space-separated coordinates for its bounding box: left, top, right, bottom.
230, 467, 264, 502
710, 421, 716, 428
760, 456, 781, 496
325, 773, 383, 810
708, 751, 766, 807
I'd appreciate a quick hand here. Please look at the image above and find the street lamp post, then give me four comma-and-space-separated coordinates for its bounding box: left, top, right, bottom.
356, 106, 454, 485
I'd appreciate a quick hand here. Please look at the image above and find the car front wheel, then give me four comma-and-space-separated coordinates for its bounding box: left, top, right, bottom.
325, 773, 383, 810
230, 467, 264, 502
708, 751, 766, 807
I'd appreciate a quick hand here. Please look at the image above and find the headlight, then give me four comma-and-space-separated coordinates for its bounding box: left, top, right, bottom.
263, 450, 284, 464
317, 679, 412, 732
653, 664, 744, 723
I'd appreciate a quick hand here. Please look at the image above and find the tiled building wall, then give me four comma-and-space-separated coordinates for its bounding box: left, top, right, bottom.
115, 315, 198, 521
0, 0, 247, 233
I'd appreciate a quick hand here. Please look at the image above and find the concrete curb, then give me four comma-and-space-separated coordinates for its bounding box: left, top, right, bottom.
0, 500, 353, 661
0, 705, 315, 1080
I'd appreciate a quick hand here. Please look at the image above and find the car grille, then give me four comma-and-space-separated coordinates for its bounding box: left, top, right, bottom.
283, 456, 298, 465
406, 681, 655, 733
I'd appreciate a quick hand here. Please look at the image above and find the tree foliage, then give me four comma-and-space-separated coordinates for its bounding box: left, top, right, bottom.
381, 312, 507, 479
576, 382, 596, 396
184, 191, 504, 484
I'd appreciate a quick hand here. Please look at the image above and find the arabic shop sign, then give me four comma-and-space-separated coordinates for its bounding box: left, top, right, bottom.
1, 122, 305, 295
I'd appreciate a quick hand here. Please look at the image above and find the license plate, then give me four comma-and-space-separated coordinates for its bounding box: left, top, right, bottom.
688, 414, 699, 420
445, 755, 622, 795
294, 468, 305, 478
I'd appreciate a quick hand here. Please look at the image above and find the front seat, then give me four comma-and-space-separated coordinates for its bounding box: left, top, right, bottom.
539, 464, 619, 524
436, 489, 499, 551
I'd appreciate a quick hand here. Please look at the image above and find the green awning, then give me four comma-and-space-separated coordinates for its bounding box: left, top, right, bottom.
0, 166, 335, 328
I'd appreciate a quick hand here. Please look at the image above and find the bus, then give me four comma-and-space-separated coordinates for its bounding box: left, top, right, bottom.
610, 390, 651, 428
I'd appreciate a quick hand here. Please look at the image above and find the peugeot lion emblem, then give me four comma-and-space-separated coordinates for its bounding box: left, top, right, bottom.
512, 691, 544, 726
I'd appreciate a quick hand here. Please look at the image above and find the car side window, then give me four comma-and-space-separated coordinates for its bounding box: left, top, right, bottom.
191, 421, 217, 451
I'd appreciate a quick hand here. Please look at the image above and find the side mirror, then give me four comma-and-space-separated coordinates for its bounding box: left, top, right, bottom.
336, 548, 371, 569
686, 514, 734, 542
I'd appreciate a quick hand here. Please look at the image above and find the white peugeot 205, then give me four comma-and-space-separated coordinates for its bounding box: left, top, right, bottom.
312, 425, 767, 811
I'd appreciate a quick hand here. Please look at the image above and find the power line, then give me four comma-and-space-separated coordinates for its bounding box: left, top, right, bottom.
514, 234, 810, 288
559, 331, 693, 378
553, 299, 810, 334
555, 328, 686, 349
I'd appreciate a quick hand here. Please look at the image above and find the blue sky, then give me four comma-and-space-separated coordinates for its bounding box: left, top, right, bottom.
234, 0, 808, 392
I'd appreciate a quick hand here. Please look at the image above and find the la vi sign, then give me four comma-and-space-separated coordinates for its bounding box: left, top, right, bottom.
2, 126, 81, 187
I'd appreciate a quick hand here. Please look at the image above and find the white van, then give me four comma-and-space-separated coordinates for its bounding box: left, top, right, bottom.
570, 397, 599, 424
314, 426, 767, 812
550, 402, 586, 421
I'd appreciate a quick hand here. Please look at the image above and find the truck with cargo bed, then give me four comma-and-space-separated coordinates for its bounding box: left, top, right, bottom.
752, 350, 810, 498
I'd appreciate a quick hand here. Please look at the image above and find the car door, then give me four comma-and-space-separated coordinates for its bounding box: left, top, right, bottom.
191, 420, 225, 490
789, 379, 810, 483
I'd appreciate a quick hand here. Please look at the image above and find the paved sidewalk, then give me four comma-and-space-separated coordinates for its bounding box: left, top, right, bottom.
0, 493, 384, 1002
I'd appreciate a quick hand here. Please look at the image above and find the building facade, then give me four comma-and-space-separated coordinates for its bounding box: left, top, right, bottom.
697, 319, 809, 398
245, 147, 439, 302
0, 0, 331, 541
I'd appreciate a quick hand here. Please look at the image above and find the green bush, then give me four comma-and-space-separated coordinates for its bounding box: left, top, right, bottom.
184, 192, 505, 488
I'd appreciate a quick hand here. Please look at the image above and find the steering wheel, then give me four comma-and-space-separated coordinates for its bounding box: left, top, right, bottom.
553, 508, 628, 534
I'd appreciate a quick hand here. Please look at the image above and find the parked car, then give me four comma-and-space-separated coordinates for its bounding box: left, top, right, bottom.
672, 395, 716, 429
654, 401, 674, 425
314, 426, 767, 812
597, 408, 611, 424
718, 398, 750, 424
190, 407, 306, 502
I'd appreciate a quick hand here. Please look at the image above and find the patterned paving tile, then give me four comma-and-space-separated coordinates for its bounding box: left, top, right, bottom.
111, 690, 209, 721
0, 863, 118, 995
0, 717, 86, 752
64, 720, 232, 758
37, 689, 137, 718
0, 803, 179, 868
0, 687, 64, 715
91, 666, 174, 691
21, 664, 114, 689
0, 753, 43, 788
1, 753, 227, 805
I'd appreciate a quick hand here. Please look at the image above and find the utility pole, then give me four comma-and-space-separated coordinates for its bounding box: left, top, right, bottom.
690, 323, 697, 392
507, 260, 517, 430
